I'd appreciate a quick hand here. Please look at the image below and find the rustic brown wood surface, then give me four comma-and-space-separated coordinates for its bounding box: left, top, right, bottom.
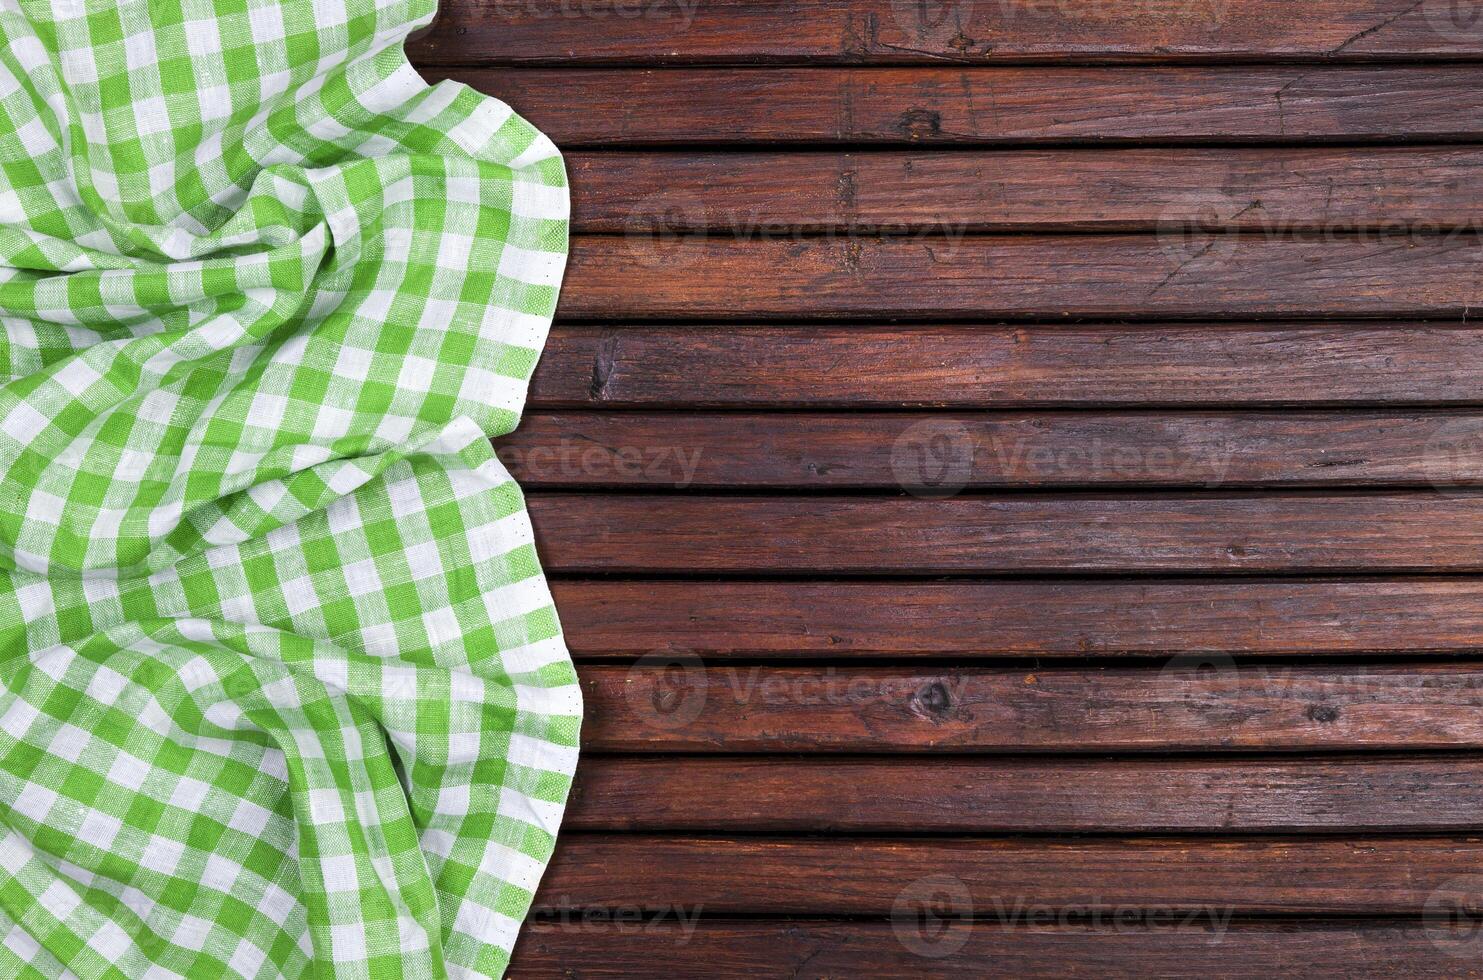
513, 922, 1483, 978
502, 411, 1483, 488
567, 148, 1483, 232
564, 756, 1483, 831
440, 67, 1483, 145
413, 1, 1483, 64
535, 834, 1483, 913
559, 237, 1483, 319
578, 664, 1483, 751
527, 493, 1483, 574
550, 578, 1483, 656
419, 4, 1483, 975
533, 325, 1483, 407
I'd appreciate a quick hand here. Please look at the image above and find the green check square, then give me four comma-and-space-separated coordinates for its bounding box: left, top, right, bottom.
0, 1, 577, 976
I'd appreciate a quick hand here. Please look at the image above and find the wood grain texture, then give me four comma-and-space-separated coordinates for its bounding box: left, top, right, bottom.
437, 2, 1483, 969
551, 578, 1483, 657
569, 148, 1483, 232
533, 325, 1483, 408
439, 67, 1483, 145
511, 921, 1483, 978
528, 494, 1483, 574
412, 0, 1483, 64
499, 411, 1483, 488
564, 756, 1483, 831
558, 236, 1483, 319
535, 834, 1483, 913
579, 664, 1483, 751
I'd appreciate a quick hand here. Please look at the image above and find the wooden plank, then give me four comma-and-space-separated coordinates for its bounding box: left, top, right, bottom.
550, 578, 1483, 657
499, 411, 1483, 488
579, 664, 1483, 752
564, 756, 1483, 831
558, 236, 1483, 319
512, 921, 1483, 978
532, 325, 1483, 408
412, 1, 1483, 64
528, 494, 1483, 574
569, 148, 1483, 233
536, 834, 1483, 914
440, 67, 1483, 145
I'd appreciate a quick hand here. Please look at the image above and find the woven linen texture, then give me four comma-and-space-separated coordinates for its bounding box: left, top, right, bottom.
0, 0, 579, 976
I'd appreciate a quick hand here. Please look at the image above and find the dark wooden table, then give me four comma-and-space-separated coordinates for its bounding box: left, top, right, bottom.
413, 3, 1483, 975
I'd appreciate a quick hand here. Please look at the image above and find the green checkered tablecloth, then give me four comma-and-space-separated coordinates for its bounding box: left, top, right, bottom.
0, 1, 579, 976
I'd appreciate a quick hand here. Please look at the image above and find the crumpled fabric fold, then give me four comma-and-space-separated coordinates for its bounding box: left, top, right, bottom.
0, 1, 579, 976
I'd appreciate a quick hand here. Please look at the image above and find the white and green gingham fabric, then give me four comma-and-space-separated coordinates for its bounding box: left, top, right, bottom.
0, 0, 579, 976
